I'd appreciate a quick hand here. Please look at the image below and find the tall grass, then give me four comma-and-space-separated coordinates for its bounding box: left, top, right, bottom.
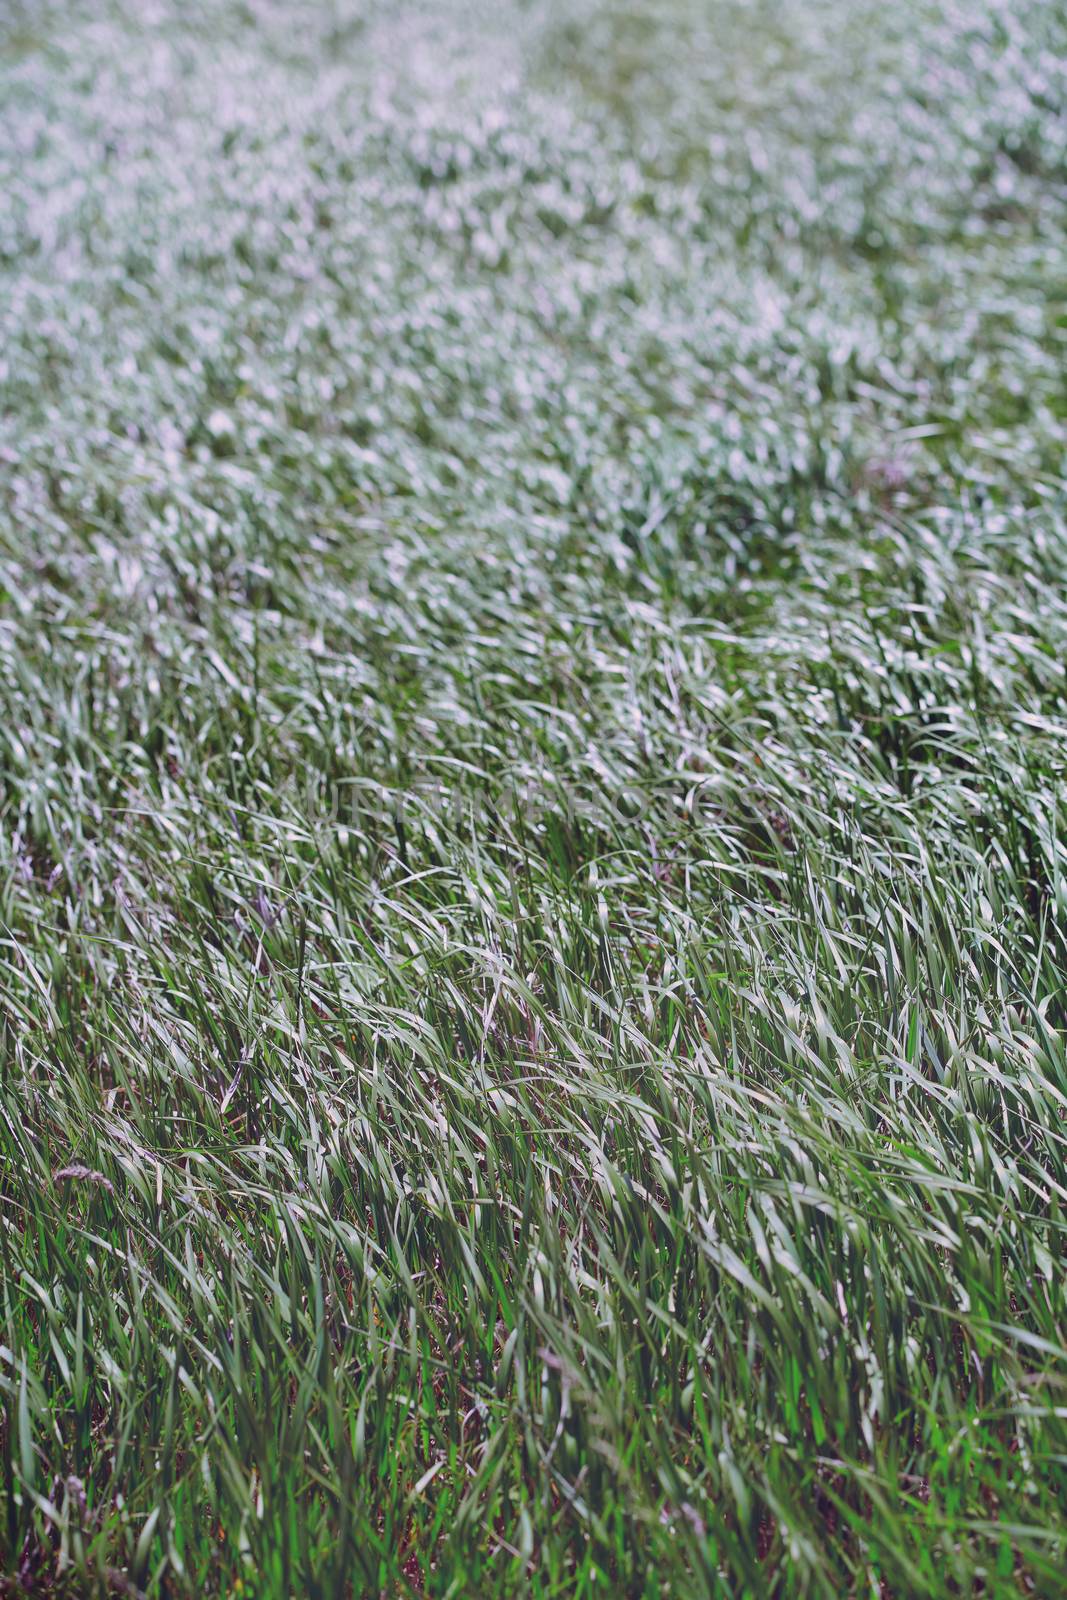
1, 0, 1066, 1593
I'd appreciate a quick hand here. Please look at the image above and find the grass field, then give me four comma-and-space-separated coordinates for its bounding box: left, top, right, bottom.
2, 0, 1066, 1594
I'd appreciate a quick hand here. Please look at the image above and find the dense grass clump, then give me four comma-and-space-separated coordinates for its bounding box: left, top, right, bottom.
1, 0, 1066, 1593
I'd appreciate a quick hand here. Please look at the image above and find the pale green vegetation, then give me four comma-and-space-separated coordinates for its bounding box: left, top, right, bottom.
1, 0, 1066, 1594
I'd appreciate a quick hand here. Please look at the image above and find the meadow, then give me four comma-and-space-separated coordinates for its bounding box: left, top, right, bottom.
1, 0, 1066, 1593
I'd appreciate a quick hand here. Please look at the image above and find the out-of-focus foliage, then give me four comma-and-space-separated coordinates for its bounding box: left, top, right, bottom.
1, 0, 1066, 1594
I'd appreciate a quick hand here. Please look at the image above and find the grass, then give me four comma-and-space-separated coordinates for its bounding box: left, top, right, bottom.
1, 0, 1066, 1593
